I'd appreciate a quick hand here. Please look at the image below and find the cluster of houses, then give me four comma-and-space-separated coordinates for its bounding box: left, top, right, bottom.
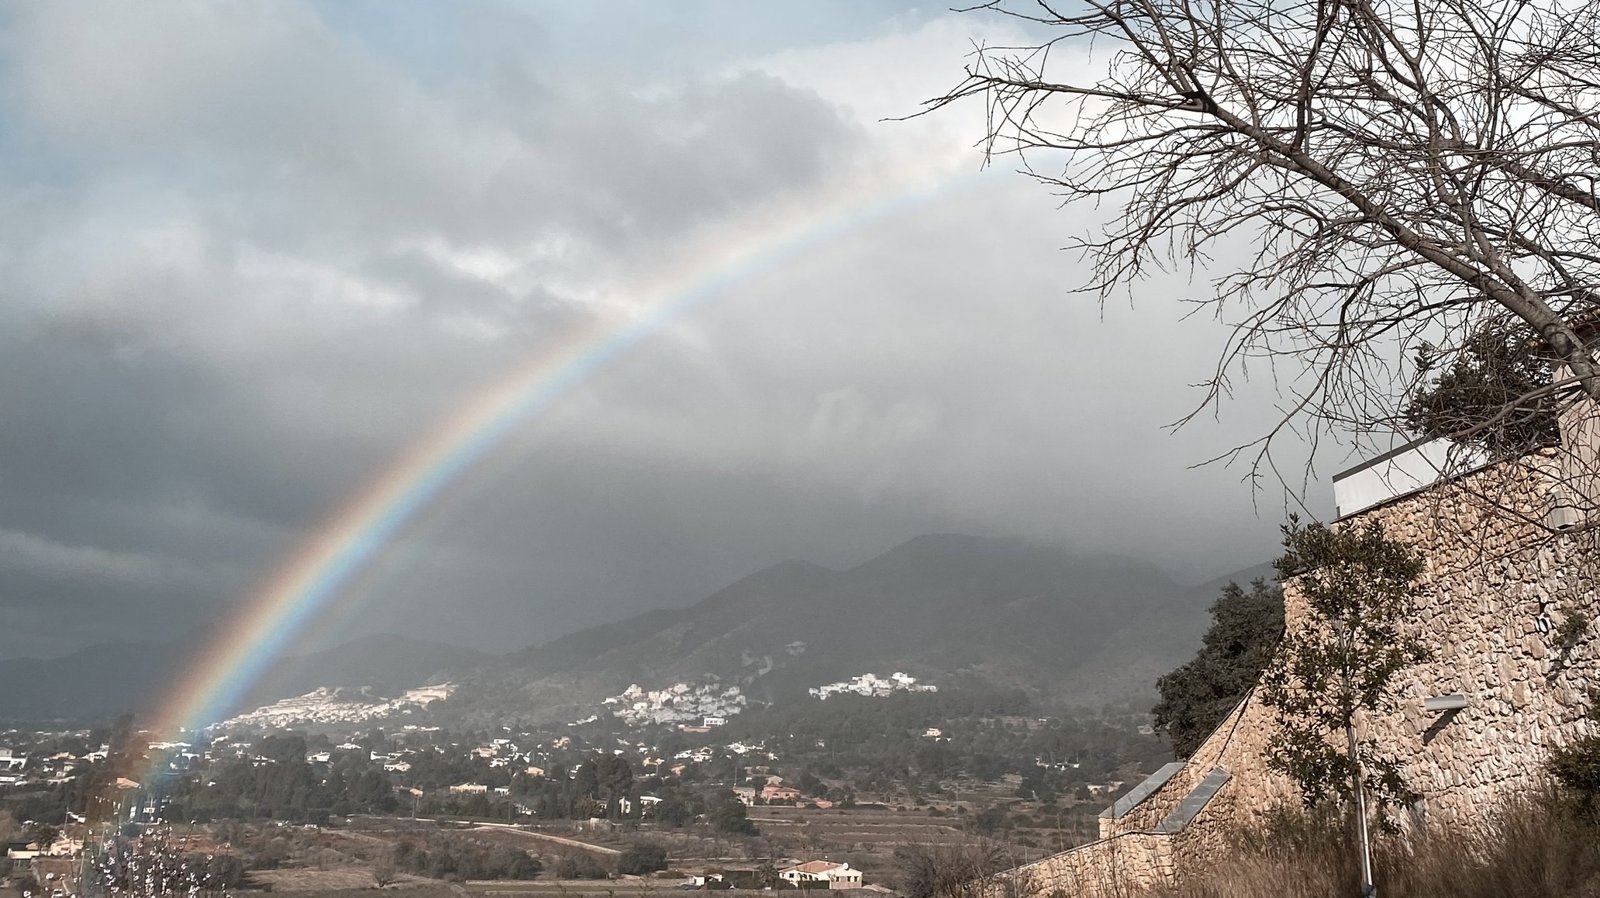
0, 743, 107, 788
221, 684, 455, 729
808, 672, 936, 700
603, 682, 748, 727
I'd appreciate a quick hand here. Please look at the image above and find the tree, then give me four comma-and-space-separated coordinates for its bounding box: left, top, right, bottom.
710, 794, 758, 836
1264, 516, 1428, 894
1405, 329, 1561, 456
892, 840, 1017, 898
925, 0, 1600, 478
372, 852, 398, 888
25, 823, 58, 850
1153, 578, 1285, 758
754, 860, 782, 890
616, 843, 669, 876
553, 851, 610, 880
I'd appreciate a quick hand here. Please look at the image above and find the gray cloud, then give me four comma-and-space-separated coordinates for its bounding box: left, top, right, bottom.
0, 3, 1311, 661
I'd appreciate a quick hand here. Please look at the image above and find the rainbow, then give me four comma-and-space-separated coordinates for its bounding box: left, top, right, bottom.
142, 154, 990, 749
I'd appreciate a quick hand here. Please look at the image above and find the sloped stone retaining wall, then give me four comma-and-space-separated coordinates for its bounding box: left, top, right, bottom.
1003, 448, 1599, 896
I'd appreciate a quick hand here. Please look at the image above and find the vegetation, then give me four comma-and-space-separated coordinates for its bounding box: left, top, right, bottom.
615, 842, 669, 875
726, 689, 1164, 802
1548, 689, 1600, 813
391, 836, 543, 881
1153, 579, 1284, 758
166, 733, 397, 823
1404, 330, 1561, 456
893, 840, 1018, 898
1153, 788, 1600, 898
552, 850, 610, 880
1263, 517, 1428, 816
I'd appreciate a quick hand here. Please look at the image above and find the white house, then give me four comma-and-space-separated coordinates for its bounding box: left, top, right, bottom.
780, 861, 863, 889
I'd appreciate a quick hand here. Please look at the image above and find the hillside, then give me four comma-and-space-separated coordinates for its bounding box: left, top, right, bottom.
0, 633, 487, 725
440, 534, 1230, 722
1, 535, 1260, 725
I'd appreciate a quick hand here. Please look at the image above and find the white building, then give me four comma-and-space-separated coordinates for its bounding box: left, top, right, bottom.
780, 861, 863, 889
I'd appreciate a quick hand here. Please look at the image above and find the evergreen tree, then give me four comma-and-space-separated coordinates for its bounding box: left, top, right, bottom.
1153, 578, 1284, 757
1263, 517, 1429, 815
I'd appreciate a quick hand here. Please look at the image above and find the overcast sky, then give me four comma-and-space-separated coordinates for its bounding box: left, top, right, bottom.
0, 1, 1334, 661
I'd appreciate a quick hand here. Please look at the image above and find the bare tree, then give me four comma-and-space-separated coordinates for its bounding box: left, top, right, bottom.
372, 850, 398, 888
922, 0, 1600, 478
893, 840, 1028, 898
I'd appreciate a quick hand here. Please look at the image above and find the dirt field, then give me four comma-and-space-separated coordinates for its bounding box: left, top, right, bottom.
250, 867, 436, 891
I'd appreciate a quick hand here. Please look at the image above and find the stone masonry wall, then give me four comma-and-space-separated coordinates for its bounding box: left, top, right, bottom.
1010, 831, 1175, 898
1008, 446, 1600, 896
1330, 451, 1598, 828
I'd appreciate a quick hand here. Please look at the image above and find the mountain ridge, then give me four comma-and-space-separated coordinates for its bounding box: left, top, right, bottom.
0, 535, 1272, 725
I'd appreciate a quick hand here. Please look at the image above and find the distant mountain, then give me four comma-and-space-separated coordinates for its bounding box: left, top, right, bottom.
239, 634, 491, 710
0, 640, 186, 723
441, 534, 1241, 722
1, 537, 1274, 726
1190, 561, 1279, 596
0, 633, 486, 726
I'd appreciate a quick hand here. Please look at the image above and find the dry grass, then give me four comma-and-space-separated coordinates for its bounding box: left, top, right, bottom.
1157, 791, 1600, 898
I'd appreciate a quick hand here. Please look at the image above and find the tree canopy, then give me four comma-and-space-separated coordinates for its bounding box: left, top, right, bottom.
1404, 329, 1561, 456
1153, 578, 1284, 758
1263, 517, 1428, 814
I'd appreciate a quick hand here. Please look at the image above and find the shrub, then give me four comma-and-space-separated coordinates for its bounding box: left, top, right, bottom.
1157, 789, 1600, 898
616, 843, 668, 875
553, 851, 610, 880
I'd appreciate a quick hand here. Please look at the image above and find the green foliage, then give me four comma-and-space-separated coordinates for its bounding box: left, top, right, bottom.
24, 822, 59, 849
615, 843, 668, 875
553, 851, 610, 880
1153, 579, 1285, 758
1263, 517, 1429, 814
723, 687, 1161, 798
1404, 329, 1559, 456
709, 793, 758, 835
1153, 789, 1600, 898
1549, 736, 1600, 800
1549, 690, 1600, 809
392, 836, 543, 881
164, 733, 400, 823
651, 795, 695, 828
971, 804, 1010, 835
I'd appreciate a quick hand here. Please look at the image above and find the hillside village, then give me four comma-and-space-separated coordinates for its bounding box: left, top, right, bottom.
0, 684, 1166, 897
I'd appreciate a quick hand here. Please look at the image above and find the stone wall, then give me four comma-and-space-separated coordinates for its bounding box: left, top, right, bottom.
1009, 831, 1175, 898
1327, 452, 1597, 828
1006, 445, 1600, 896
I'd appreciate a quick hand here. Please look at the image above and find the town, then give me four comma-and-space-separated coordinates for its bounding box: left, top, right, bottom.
0, 688, 1164, 898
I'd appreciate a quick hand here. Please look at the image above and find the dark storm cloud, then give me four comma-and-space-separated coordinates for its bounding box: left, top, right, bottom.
0, 3, 1308, 659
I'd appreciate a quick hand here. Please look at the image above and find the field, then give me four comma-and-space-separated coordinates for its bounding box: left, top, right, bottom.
162, 800, 1097, 898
